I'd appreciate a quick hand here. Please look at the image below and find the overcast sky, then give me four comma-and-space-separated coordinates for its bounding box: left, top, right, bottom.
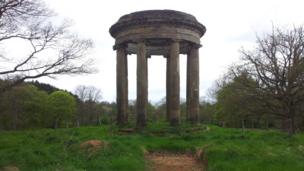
38, 0, 304, 103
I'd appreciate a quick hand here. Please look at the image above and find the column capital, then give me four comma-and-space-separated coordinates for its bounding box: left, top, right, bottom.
113, 43, 128, 50
186, 43, 201, 55
169, 39, 181, 43
190, 43, 202, 49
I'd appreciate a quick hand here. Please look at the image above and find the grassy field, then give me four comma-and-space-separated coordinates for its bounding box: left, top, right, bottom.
0, 123, 304, 171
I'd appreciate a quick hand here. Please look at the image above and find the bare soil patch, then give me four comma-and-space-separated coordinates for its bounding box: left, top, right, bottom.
146, 152, 204, 171
80, 140, 105, 155
1, 166, 20, 171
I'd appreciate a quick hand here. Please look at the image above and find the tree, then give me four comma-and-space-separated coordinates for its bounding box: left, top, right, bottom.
199, 101, 216, 125
154, 97, 167, 121
238, 26, 304, 135
47, 91, 76, 128
74, 85, 102, 126
30, 81, 59, 94
214, 73, 265, 129
74, 85, 102, 103
0, 0, 94, 92
0, 84, 48, 130
147, 101, 157, 122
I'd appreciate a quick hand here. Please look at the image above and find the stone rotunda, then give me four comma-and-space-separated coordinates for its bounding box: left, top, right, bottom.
109, 10, 206, 127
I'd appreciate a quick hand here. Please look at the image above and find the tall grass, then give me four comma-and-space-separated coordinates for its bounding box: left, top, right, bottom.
0, 124, 303, 171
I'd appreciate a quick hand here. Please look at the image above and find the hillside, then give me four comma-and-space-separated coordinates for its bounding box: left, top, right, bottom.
0, 124, 304, 171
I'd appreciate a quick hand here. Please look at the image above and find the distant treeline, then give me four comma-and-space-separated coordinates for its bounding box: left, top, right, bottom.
0, 80, 213, 131
0, 76, 304, 134
0, 81, 116, 130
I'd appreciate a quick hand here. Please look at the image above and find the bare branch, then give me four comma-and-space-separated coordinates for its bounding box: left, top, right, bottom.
0, 0, 95, 92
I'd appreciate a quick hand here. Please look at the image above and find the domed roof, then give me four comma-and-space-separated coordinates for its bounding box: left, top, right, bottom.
109, 10, 206, 38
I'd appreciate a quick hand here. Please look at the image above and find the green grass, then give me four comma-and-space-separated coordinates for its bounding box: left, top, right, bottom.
0, 124, 304, 171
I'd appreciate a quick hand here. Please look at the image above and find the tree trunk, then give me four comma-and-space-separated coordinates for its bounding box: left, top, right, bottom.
265, 119, 269, 129
242, 119, 246, 135
12, 99, 18, 130
54, 118, 59, 129
288, 106, 296, 136
288, 117, 295, 136
98, 116, 102, 125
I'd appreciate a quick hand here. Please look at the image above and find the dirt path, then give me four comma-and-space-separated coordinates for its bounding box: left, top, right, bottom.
146, 152, 204, 171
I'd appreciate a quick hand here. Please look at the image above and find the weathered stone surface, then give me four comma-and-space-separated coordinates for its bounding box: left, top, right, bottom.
116, 46, 128, 125
110, 10, 206, 56
110, 10, 205, 127
166, 55, 171, 121
168, 40, 180, 126
136, 41, 148, 128
187, 45, 200, 124
110, 10, 206, 38
113, 26, 201, 55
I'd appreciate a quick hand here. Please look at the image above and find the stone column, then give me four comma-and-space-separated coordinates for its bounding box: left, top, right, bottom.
168, 40, 180, 126
186, 44, 200, 124
116, 45, 128, 125
166, 55, 171, 121
136, 41, 148, 128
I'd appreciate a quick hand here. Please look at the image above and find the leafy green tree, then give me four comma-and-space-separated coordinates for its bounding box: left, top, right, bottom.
214, 73, 263, 128
199, 101, 216, 124
154, 98, 167, 122
48, 91, 76, 128
0, 84, 47, 130
22, 85, 48, 128
147, 101, 157, 122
